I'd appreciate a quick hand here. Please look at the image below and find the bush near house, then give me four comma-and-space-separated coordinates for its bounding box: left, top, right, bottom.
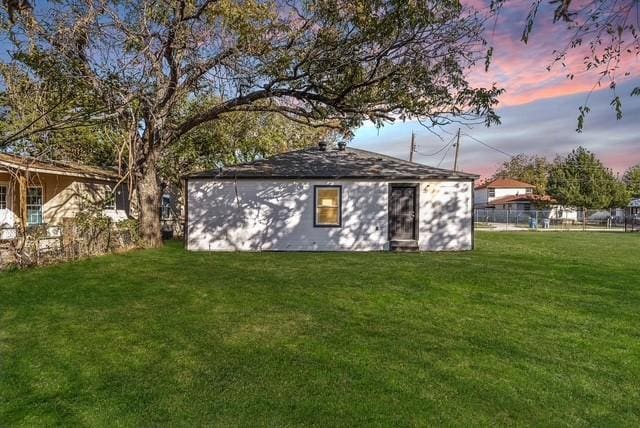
1, 233, 639, 426
0, 214, 139, 270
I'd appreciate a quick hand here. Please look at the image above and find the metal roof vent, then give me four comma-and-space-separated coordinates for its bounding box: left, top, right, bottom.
318, 141, 328, 151
337, 141, 347, 151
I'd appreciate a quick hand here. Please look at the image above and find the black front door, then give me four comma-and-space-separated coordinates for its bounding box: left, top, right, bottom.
389, 185, 417, 241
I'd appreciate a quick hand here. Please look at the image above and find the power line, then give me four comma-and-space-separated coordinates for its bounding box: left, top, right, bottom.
437, 140, 455, 168
461, 133, 514, 159
414, 134, 456, 157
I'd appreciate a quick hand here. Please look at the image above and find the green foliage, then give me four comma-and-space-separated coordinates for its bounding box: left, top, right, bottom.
115, 219, 140, 245
622, 164, 640, 198
160, 105, 332, 187
75, 210, 112, 234
547, 147, 630, 208
492, 153, 551, 195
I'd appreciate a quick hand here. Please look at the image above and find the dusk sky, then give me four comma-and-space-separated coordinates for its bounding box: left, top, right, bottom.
352, 0, 640, 179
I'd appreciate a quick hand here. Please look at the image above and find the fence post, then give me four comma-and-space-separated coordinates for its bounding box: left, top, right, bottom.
506, 209, 509, 230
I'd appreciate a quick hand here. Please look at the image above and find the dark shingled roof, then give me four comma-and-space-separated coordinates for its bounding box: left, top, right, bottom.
187, 147, 478, 180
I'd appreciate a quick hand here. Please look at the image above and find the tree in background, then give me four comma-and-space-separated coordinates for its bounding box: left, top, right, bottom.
160, 108, 332, 189
547, 147, 630, 209
1, 0, 502, 247
0, 61, 112, 151
491, 153, 551, 195
622, 164, 640, 198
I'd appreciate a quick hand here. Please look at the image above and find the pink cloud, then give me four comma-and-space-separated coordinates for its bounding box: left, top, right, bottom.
465, 0, 640, 106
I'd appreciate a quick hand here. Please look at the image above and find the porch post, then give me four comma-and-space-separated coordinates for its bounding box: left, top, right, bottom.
18, 173, 27, 227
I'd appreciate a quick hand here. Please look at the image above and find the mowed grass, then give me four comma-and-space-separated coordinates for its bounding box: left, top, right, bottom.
1, 233, 639, 427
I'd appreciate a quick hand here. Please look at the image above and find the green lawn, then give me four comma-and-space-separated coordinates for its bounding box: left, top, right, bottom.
1, 233, 639, 426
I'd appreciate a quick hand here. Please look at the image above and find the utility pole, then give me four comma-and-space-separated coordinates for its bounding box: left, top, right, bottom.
453, 128, 461, 172
409, 131, 416, 162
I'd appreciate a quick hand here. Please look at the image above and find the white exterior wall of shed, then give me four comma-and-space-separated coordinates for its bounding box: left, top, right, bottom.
186, 179, 473, 252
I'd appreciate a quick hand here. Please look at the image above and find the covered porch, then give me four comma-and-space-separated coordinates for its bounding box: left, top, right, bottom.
0, 153, 129, 240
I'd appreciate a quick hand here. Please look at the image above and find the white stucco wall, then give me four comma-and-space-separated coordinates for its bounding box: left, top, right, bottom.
475, 186, 532, 205
490, 187, 531, 201
186, 179, 473, 252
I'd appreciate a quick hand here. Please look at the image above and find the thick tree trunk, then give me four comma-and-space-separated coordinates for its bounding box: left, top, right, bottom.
136, 153, 163, 248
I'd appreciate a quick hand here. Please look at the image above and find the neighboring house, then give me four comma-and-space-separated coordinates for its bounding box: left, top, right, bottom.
628, 198, 640, 215
474, 178, 537, 209
0, 153, 129, 239
474, 178, 577, 221
623, 198, 640, 218
185, 143, 477, 252
160, 184, 184, 238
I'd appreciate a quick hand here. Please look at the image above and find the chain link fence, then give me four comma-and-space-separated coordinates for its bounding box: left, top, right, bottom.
475, 208, 640, 232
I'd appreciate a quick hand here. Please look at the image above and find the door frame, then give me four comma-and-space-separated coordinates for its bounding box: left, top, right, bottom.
388, 183, 420, 242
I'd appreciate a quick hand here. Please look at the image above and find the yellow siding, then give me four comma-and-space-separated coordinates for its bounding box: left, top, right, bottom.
0, 169, 117, 226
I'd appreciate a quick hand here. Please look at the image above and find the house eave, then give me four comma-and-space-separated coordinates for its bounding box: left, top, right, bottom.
184, 173, 479, 181
0, 162, 119, 182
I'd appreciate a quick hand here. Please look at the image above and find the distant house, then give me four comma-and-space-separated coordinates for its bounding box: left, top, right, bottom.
0, 153, 129, 239
185, 143, 477, 252
627, 198, 640, 217
474, 178, 538, 209
474, 178, 577, 221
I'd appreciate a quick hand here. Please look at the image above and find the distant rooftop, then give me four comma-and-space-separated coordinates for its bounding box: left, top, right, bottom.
187, 146, 478, 180
475, 178, 535, 190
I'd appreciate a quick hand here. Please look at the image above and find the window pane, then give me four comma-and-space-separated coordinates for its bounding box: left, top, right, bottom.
104, 188, 115, 210
317, 207, 339, 224
26, 188, 43, 225
317, 189, 338, 207
315, 187, 340, 226
0, 186, 6, 210
161, 195, 171, 219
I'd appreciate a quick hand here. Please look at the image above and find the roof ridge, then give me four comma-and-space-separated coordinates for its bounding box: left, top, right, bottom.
346, 147, 472, 176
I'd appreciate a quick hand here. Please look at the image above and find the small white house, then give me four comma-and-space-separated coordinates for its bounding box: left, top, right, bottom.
474, 178, 577, 222
185, 143, 478, 252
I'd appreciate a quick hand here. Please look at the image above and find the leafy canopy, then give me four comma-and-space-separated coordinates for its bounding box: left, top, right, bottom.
547, 147, 630, 209
622, 164, 640, 198
491, 153, 551, 195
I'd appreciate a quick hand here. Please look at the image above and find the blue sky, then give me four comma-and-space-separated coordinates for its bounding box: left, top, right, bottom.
352, 79, 640, 178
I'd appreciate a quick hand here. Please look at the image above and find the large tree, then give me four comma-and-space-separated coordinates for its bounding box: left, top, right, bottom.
547, 147, 630, 209
622, 164, 640, 198
0, 0, 501, 247
491, 153, 551, 195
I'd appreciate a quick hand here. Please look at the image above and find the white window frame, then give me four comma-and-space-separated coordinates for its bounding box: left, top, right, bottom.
26, 186, 44, 225
0, 183, 8, 211
488, 188, 495, 198
104, 186, 116, 210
